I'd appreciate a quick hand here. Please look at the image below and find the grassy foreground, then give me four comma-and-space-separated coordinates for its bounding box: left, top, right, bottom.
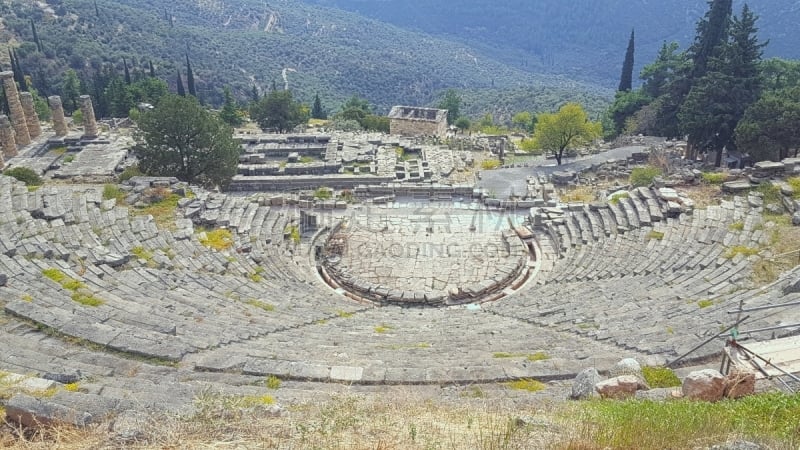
2, 390, 800, 449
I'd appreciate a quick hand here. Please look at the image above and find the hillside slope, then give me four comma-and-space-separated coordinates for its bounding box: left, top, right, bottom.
0, 0, 611, 117
306, 0, 800, 85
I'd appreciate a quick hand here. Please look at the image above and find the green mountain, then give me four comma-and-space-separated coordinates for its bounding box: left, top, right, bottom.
0, 0, 612, 119
306, 0, 800, 86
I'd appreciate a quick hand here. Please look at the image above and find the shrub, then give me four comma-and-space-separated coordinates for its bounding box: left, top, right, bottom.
118, 165, 143, 182
629, 166, 662, 187
787, 177, 800, 199
481, 159, 501, 170
265, 376, 281, 390
642, 366, 681, 388
701, 172, 728, 184
102, 184, 127, 203
313, 187, 332, 200
609, 192, 630, 205
4, 167, 42, 186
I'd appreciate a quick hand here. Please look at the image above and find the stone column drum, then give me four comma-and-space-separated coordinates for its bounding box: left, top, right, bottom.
48, 96, 68, 137
0, 71, 31, 145
0, 115, 17, 158
19, 92, 42, 139
79, 95, 98, 138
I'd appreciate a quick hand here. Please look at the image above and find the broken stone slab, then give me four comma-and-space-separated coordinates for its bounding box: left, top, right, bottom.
753, 161, 785, 173
608, 358, 643, 379
594, 375, 640, 399
682, 369, 725, 402
6, 394, 94, 427
722, 180, 754, 193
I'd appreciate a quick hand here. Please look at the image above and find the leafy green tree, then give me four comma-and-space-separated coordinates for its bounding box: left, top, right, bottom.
736, 87, 800, 161
311, 93, 326, 120
438, 89, 461, 125
219, 86, 243, 127
454, 117, 471, 133
135, 95, 239, 187
619, 29, 635, 92
760, 58, 800, 92
532, 103, 602, 165
337, 95, 371, 123
105, 76, 134, 117
361, 114, 389, 132
511, 111, 535, 133
250, 90, 308, 133
606, 89, 651, 138
61, 69, 81, 113
128, 77, 168, 105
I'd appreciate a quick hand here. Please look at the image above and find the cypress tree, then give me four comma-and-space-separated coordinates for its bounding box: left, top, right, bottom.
176, 70, 186, 97
94, 0, 100, 17
185, 54, 196, 97
311, 93, 325, 119
11, 50, 28, 92
123, 58, 131, 84
618, 29, 635, 92
149, 60, 156, 78
250, 84, 259, 102
690, 0, 733, 80
30, 19, 42, 52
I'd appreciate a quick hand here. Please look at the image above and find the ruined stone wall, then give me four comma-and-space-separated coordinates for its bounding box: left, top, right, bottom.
390, 118, 448, 138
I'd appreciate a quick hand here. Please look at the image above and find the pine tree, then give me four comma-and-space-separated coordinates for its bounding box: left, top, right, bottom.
219, 86, 243, 126
311, 93, 326, 119
149, 60, 156, 78
176, 70, 186, 97
185, 54, 196, 97
618, 29, 635, 92
123, 58, 131, 84
30, 19, 42, 52
680, 4, 764, 166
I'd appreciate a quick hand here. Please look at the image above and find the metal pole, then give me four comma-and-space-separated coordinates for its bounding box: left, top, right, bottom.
727, 300, 800, 314
736, 322, 800, 335
667, 316, 750, 368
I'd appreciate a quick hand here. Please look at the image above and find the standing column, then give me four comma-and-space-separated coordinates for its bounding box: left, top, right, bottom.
0, 115, 17, 159
0, 71, 31, 145
79, 95, 98, 138
48, 96, 68, 137
19, 92, 42, 139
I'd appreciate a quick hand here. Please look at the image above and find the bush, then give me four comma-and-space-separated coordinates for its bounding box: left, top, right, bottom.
4, 167, 42, 186
199, 229, 233, 251
481, 159, 501, 170
701, 172, 728, 184
642, 366, 681, 388
118, 165, 143, 182
102, 184, 127, 203
629, 166, 662, 187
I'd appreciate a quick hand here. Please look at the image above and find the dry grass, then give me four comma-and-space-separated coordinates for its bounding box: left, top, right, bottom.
1, 392, 562, 449
560, 186, 595, 203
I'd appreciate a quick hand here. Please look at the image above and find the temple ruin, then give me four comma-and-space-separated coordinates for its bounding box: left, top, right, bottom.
0, 71, 31, 145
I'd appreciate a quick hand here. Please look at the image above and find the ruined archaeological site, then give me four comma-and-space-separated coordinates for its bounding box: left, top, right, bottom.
0, 76, 799, 448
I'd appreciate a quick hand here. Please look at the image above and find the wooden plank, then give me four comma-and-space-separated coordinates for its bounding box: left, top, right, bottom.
743, 335, 800, 355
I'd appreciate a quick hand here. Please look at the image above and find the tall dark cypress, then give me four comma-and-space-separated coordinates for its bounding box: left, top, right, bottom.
176, 70, 186, 97
11, 50, 28, 91
149, 60, 156, 78
94, 0, 100, 17
311, 93, 325, 119
690, 0, 733, 81
618, 29, 635, 92
30, 19, 42, 52
185, 54, 196, 97
123, 58, 131, 84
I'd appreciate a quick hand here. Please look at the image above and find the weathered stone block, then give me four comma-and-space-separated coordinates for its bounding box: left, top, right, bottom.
682, 369, 725, 401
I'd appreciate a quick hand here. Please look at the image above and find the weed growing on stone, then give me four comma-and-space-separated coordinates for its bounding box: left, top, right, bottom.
641, 367, 681, 388
527, 352, 550, 362
629, 166, 662, 187
199, 228, 233, 251
729, 221, 745, 231
481, 159, 501, 170
42, 267, 66, 283
102, 184, 126, 203
71, 292, 104, 307
646, 230, 665, 240
265, 376, 281, 390
701, 172, 728, 184
246, 299, 275, 312
131, 245, 153, 262
504, 379, 546, 393
724, 245, 759, 259
135, 192, 182, 229
335, 310, 353, 318
64, 382, 80, 392
609, 192, 629, 204
697, 299, 715, 309
374, 324, 393, 333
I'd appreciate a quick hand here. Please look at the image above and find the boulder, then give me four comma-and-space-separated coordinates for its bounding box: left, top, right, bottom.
682, 369, 725, 402
792, 212, 800, 227
595, 375, 640, 399
724, 368, 756, 399
570, 368, 603, 400
609, 358, 642, 378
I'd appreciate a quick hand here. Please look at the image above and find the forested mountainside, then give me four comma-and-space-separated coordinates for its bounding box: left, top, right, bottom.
0, 0, 611, 117
306, 0, 800, 85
